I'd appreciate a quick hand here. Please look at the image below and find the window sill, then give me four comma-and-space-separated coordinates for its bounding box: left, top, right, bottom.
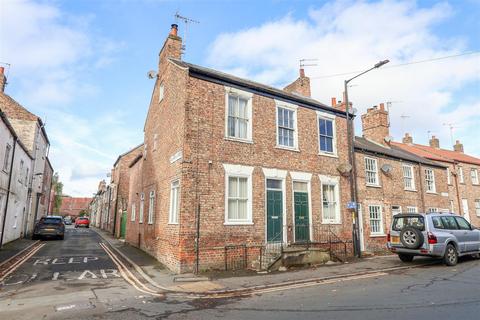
426, 191, 437, 194
366, 184, 382, 188
168, 223, 179, 225
321, 221, 342, 225
275, 145, 299, 152
224, 137, 253, 144
404, 188, 417, 192
224, 221, 254, 226
370, 234, 386, 238
318, 152, 338, 159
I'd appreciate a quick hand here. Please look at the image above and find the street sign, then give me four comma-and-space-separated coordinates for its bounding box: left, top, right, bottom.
347, 202, 357, 209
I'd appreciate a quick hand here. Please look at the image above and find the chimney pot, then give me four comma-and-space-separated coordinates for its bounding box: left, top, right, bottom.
299, 68, 305, 78
170, 24, 178, 36
0, 67, 4, 74
454, 140, 464, 153
379, 103, 385, 111
429, 135, 440, 148
331, 97, 337, 107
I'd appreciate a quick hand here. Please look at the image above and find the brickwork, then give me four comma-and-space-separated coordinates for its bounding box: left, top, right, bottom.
361, 104, 389, 146
283, 69, 311, 97
58, 196, 92, 218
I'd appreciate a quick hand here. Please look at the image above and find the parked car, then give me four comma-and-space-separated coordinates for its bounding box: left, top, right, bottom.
75, 217, 90, 228
32, 216, 65, 240
64, 216, 72, 225
387, 212, 480, 266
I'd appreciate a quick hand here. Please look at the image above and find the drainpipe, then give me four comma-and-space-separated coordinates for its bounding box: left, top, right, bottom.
418, 163, 426, 212
1, 138, 17, 248
112, 189, 119, 237
453, 162, 462, 214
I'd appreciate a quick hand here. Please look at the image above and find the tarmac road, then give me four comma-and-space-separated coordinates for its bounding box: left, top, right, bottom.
2, 226, 480, 320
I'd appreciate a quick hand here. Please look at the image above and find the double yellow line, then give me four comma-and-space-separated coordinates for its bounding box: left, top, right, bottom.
99, 242, 164, 297
0, 242, 45, 283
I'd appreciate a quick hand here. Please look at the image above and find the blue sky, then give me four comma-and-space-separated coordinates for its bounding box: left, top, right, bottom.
1, 0, 479, 196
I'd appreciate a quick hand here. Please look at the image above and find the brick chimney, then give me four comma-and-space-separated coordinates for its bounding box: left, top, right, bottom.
158, 24, 183, 70
283, 68, 311, 97
402, 133, 413, 144
0, 66, 6, 93
454, 140, 464, 153
361, 103, 390, 146
429, 135, 440, 148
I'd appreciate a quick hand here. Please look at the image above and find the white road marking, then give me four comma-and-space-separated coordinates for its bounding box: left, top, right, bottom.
33, 258, 51, 265
100, 269, 120, 278
52, 272, 59, 281
83, 257, 98, 263
78, 270, 98, 280
55, 304, 76, 311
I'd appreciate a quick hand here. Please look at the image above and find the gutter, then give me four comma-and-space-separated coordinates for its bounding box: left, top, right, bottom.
0, 138, 17, 248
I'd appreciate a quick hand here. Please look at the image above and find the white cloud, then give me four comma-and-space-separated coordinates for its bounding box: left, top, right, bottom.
0, 0, 134, 196
207, 0, 480, 156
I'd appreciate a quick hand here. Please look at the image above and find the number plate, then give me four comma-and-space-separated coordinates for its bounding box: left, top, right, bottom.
391, 236, 400, 244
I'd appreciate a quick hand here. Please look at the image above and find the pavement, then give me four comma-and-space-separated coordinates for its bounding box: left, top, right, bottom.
2, 225, 480, 319
0, 238, 37, 266
92, 226, 441, 293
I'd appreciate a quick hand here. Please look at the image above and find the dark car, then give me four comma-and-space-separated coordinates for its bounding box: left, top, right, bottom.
33, 216, 65, 240
75, 217, 90, 228
64, 217, 72, 225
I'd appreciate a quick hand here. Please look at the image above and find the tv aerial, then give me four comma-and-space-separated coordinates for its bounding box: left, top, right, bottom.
174, 12, 200, 56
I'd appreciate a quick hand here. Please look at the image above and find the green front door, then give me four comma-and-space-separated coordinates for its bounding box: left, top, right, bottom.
266, 179, 283, 242
120, 211, 127, 239
294, 191, 310, 242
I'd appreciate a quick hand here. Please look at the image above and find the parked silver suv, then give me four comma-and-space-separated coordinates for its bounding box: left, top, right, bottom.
387, 213, 480, 266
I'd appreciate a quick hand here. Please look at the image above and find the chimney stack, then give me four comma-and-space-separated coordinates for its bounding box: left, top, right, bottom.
0, 66, 6, 93
429, 135, 440, 148
158, 24, 183, 71
283, 68, 311, 97
331, 97, 337, 107
170, 23, 178, 37
402, 133, 413, 144
361, 104, 390, 146
454, 140, 464, 153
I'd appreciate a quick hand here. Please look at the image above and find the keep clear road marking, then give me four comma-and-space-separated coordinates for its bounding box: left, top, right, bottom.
33, 256, 99, 265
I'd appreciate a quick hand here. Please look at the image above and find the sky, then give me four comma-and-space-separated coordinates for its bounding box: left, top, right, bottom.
1, 0, 479, 197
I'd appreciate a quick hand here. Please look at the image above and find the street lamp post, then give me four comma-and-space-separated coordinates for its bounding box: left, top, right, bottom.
344, 60, 389, 258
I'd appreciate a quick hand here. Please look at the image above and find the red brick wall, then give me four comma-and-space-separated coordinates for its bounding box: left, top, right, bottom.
355, 152, 448, 252
59, 197, 92, 218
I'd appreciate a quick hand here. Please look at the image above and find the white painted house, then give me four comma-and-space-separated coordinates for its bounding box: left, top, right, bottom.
0, 109, 33, 246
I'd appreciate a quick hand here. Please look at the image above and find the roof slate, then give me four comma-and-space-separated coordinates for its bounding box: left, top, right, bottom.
354, 137, 446, 168
169, 58, 349, 117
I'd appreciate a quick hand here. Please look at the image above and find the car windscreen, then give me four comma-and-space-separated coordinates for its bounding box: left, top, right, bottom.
78, 218, 89, 221
392, 216, 425, 231
41, 218, 62, 225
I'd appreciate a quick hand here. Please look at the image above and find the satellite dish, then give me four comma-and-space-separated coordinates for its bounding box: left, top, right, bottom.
381, 164, 393, 175
147, 70, 157, 79
352, 108, 358, 115
384, 135, 392, 143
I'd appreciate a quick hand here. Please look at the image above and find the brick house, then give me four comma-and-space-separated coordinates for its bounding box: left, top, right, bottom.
58, 196, 92, 218
107, 144, 143, 238
354, 104, 449, 252
394, 135, 480, 226
124, 24, 355, 273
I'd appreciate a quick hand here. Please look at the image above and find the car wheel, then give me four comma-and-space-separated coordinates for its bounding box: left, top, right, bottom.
398, 254, 414, 262
86, 225, 90, 228
400, 227, 424, 249
59, 235, 64, 240
444, 244, 458, 266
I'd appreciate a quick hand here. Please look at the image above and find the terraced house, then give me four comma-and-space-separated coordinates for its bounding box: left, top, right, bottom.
124, 24, 356, 273
394, 135, 480, 227
354, 104, 449, 252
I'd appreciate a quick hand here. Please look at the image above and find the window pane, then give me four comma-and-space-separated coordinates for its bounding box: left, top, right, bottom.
293, 181, 308, 192
325, 137, 333, 152
319, 119, 326, 135
238, 178, 247, 198
228, 199, 238, 220
267, 179, 282, 189
326, 120, 333, 136
228, 96, 237, 116
239, 98, 247, 118
229, 177, 238, 197
238, 200, 247, 219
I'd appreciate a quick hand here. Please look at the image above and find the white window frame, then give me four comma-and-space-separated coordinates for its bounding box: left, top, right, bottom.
425, 168, 436, 193
224, 163, 254, 225
391, 205, 402, 216
316, 111, 337, 157
471, 169, 479, 185
169, 179, 180, 224
224, 86, 253, 143
459, 167, 464, 183
427, 207, 439, 213
131, 202, 136, 222
475, 199, 480, 216
148, 190, 155, 224
364, 157, 379, 186
402, 164, 415, 191
406, 206, 417, 213
319, 175, 341, 224
368, 205, 384, 236
447, 167, 451, 185
450, 200, 455, 213
3, 144, 11, 172
158, 83, 164, 102
275, 100, 298, 151
139, 193, 144, 224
